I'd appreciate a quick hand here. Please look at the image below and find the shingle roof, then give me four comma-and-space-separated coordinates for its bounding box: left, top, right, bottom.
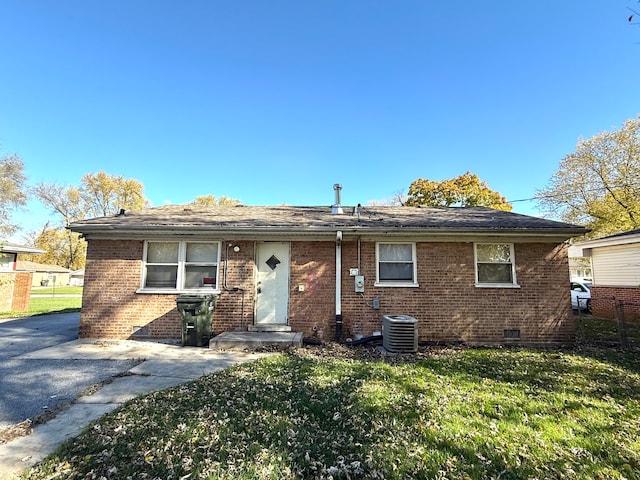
68, 204, 587, 241
0, 242, 44, 254
590, 229, 640, 240
16, 261, 69, 273
574, 228, 640, 249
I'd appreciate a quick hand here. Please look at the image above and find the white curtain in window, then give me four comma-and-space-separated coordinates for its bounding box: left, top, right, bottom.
379, 244, 414, 281
379, 244, 412, 261
147, 242, 178, 263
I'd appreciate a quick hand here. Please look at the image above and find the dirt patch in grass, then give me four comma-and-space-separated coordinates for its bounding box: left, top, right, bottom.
0, 400, 73, 445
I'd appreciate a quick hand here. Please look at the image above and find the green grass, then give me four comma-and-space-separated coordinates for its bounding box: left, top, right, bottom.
576, 315, 640, 348
22, 326, 640, 480
32, 286, 83, 295
0, 295, 81, 319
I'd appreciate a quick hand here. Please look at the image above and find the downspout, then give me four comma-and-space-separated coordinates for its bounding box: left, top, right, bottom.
332, 184, 344, 342
335, 230, 343, 342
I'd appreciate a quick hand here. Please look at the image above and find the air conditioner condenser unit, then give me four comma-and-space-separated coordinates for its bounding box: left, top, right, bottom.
382, 315, 418, 353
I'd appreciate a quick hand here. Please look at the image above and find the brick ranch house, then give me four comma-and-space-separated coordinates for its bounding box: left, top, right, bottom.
68, 202, 587, 345
0, 242, 44, 312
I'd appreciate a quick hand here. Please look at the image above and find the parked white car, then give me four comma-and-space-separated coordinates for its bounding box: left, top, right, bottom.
571, 281, 591, 312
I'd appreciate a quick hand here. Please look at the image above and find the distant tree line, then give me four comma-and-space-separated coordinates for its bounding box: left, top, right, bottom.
3, 115, 639, 267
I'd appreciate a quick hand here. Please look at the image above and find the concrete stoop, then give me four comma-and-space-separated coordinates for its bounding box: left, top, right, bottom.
209, 331, 303, 351
247, 323, 292, 332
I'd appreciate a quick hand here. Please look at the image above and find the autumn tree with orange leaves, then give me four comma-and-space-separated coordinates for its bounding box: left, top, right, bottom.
404, 171, 512, 211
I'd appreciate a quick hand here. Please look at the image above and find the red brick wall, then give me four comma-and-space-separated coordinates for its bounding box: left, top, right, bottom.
287, 240, 571, 344
213, 241, 256, 332
0, 273, 14, 311
80, 239, 257, 339
80, 238, 573, 344
80, 240, 178, 338
591, 286, 640, 321
0, 272, 33, 312
289, 242, 336, 339
11, 272, 33, 311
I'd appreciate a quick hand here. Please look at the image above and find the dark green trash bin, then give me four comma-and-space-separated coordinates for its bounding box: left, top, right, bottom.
176, 294, 218, 347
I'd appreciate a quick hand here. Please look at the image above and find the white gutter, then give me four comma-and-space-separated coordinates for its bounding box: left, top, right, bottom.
335, 230, 343, 341
70, 226, 584, 240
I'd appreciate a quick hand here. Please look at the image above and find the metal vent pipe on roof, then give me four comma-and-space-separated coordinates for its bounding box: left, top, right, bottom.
332, 183, 343, 214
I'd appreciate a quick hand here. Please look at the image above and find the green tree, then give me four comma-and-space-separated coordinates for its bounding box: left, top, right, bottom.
0, 154, 28, 236
30, 224, 87, 270
35, 171, 149, 223
536, 116, 640, 238
189, 194, 241, 206
405, 171, 512, 211
33, 171, 149, 268
80, 171, 148, 217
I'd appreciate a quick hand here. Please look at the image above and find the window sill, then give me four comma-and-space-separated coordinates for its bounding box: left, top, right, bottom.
374, 282, 419, 288
136, 288, 220, 295
474, 283, 521, 289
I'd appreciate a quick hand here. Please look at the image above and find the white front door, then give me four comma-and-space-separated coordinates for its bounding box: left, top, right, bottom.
255, 242, 290, 325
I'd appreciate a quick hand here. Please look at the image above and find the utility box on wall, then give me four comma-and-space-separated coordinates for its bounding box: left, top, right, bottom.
355, 275, 365, 293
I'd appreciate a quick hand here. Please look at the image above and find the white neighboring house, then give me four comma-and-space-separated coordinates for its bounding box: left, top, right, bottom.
572, 230, 640, 320
0, 242, 44, 271
69, 269, 85, 286
16, 261, 70, 287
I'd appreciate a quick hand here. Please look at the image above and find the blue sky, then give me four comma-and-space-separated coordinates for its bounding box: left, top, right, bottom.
2, 1, 640, 239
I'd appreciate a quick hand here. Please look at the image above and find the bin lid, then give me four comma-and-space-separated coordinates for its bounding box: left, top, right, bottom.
176, 294, 218, 303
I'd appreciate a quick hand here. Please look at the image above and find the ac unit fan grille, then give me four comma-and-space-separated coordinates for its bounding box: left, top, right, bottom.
382, 315, 418, 353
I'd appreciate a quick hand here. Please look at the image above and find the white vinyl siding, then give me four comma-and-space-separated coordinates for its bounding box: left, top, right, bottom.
591, 244, 640, 286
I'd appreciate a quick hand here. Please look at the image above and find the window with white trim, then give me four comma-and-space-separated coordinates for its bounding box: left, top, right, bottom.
375, 242, 418, 286
474, 243, 518, 286
142, 241, 220, 291
0, 253, 16, 271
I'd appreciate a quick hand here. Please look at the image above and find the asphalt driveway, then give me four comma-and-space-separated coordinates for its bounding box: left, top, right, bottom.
0, 313, 138, 430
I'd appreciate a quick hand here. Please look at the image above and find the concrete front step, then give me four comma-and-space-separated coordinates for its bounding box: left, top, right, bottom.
209, 331, 303, 351
247, 324, 292, 332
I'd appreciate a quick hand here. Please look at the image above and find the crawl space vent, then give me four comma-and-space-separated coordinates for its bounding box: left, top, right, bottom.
504, 329, 521, 339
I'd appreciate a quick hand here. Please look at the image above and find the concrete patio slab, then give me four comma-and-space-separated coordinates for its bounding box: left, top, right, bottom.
209, 331, 303, 351
0, 339, 267, 479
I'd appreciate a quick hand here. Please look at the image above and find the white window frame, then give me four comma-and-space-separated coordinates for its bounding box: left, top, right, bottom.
139, 240, 221, 293
0, 253, 16, 272
474, 243, 519, 288
374, 242, 419, 287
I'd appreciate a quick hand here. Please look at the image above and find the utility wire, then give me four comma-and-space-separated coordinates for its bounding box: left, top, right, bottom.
506, 183, 640, 205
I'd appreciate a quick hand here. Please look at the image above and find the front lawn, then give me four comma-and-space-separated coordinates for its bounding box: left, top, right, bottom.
31, 286, 83, 296
24, 339, 640, 479
0, 296, 81, 319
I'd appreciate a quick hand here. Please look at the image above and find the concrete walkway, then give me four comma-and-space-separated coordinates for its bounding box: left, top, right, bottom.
0, 339, 266, 479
